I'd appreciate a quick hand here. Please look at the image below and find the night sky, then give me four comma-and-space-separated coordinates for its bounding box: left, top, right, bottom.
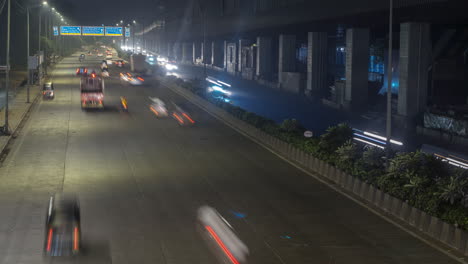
49, 0, 169, 25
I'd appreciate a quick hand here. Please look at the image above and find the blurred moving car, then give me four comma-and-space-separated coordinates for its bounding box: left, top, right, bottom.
120, 72, 131, 81
42, 82, 55, 99
101, 68, 109, 77
171, 102, 195, 126
120, 72, 144, 85
197, 206, 249, 264
129, 75, 145, 85
115, 60, 124, 68
149, 97, 168, 117
206, 77, 232, 103
79, 54, 85, 62
75, 67, 88, 77
97, 53, 103, 57
44, 194, 81, 257
101, 60, 108, 71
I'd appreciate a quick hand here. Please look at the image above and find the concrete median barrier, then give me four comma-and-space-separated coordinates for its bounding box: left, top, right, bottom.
373, 189, 384, 207
440, 222, 455, 247
352, 178, 361, 195
328, 166, 338, 182
338, 170, 347, 187
365, 185, 376, 203
382, 193, 392, 212
454, 229, 467, 251
345, 174, 354, 191
418, 212, 431, 232
359, 182, 369, 198
409, 207, 422, 227
399, 202, 411, 221
429, 216, 443, 240
390, 197, 402, 216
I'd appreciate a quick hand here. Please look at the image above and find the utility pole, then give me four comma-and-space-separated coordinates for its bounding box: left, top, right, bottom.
26, 7, 30, 103
3, 0, 11, 134
385, 0, 393, 163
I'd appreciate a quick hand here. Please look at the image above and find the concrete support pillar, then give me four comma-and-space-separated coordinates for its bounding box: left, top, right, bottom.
226, 42, 237, 74
182, 43, 193, 63
238, 39, 253, 72
307, 32, 328, 95
202, 42, 212, 65
167, 42, 174, 58
278, 35, 296, 83
212, 41, 224, 67
193, 42, 201, 64
173, 42, 182, 62
398, 22, 431, 120
223, 41, 228, 69
344, 28, 369, 110
256, 37, 272, 79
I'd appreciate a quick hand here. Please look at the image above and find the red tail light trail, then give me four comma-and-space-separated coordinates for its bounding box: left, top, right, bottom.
46, 228, 53, 252
73, 227, 79, 251
205, 225, 239, 264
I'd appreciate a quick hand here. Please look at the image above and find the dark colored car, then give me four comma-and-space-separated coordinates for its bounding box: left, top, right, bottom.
44, 194, 81, 257
42, 82, 54, 99
76, 67, 88, 76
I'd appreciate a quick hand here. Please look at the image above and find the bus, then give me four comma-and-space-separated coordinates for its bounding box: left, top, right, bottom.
80, 73, 104, 109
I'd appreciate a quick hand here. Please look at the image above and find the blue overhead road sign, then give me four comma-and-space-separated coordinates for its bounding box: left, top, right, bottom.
60, 26, 81, 35
53, 26, 59, 36
125, 27, 131, 37
105, 27, 123, 36
82, 26, 105, 36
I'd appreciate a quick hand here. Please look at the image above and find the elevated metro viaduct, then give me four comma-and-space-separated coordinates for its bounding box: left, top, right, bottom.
139, 0, 468, 144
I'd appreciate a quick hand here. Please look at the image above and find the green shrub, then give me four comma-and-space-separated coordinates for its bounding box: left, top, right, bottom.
437, 174, 468, 205
317, 123, 353, 162
439, 203, 468, 229
335, 140, 361, 173
280, 119, 304, 134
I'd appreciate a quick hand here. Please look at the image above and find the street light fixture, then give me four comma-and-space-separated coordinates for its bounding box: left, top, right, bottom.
42, 1, 47, 5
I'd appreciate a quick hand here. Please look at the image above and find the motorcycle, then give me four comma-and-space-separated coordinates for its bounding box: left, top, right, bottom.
120, 96, 128, 112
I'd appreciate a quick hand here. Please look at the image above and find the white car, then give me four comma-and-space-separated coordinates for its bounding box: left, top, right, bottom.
106, 59, 113, 65
149, 97, 168, 117
120, 72, 131, 81
128, 76, 144, 85
97, 53, 103, 57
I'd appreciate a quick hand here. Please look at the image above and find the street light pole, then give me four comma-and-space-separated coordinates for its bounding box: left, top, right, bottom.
385, 0, 394, 162
3, 0, 11, 134
26, 7, 30, 102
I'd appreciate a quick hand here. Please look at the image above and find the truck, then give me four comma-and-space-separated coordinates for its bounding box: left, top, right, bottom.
130, 54, 147, 73
80, 73, 105, 109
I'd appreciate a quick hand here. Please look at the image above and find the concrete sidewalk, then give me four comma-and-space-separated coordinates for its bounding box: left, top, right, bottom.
0, 84, 40, 155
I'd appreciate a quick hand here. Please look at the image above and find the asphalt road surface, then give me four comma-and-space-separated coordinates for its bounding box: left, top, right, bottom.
0, 53, 460, 264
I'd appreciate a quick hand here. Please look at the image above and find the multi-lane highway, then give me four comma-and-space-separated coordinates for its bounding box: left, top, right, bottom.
0, 52, 460, 264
